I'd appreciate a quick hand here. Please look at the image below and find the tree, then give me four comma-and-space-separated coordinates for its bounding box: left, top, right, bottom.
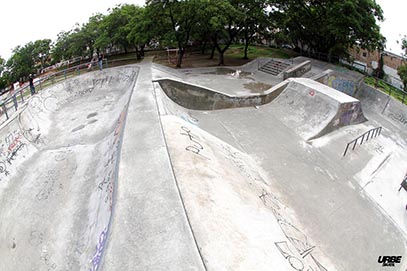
6, 43, 36, 83
97, 4, 136, 54
66, 14, 104, 60
271, 0, 385, 60
51, 31, 73, 63
398, 36, 407, 91
147, 0, 203, 68
33, 39, 52, 69
204, 0, 245, 65
238, 0, 270, 59
0, 56, 9, 89
127, 6, 156, 60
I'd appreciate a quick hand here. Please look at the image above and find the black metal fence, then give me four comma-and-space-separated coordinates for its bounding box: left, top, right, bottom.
0, 58, 110, 124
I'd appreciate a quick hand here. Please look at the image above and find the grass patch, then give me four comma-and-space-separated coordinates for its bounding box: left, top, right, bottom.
225, 44, 299, 59
365, 76, 407, 103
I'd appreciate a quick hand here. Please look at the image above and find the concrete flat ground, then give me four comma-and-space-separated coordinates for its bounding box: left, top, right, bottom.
0, 57, 406, 271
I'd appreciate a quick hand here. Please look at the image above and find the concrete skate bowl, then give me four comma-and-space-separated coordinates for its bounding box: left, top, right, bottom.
0, 66, 138, 271
356, 83, 407, 130
155, 78, 286, 110
156, 77, 367, 140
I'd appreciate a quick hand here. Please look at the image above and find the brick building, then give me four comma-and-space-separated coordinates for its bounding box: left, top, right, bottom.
348, 47, 406, 89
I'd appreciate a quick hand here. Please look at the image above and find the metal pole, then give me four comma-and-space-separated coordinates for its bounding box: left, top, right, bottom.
20, 90, 24, 102
12, 94, 18, 111
2, 104, 8, 120
343, 142, 350, 156
352, 139, 358, 150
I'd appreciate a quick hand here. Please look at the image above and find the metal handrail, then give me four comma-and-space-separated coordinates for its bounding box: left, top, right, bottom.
343, 127, 382, 156
0, 58, 109, 123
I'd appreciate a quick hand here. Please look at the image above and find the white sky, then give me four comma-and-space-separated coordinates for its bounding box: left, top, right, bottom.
376, 0, 406, 56
0, 0, 145, 60
0, 0, 405, 60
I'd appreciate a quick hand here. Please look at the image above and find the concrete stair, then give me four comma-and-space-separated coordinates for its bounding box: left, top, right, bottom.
259, 60, 290, 76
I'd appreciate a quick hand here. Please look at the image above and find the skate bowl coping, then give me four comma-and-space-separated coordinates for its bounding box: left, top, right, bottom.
154, 78, 288, 110
283, 60, 312, 80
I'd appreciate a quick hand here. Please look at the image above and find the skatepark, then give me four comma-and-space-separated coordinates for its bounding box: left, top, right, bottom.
0, 56, 407, 270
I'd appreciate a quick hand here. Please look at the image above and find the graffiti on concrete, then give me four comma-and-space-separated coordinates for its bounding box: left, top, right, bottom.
0, 130, 29, 179
29, 231, 44, 246
259, 189, 327, 271
328, 76, 356, 96
388, 113, 407, 126
87, 105, 128, 270
89, 227, 108, 271
35, 169, 64, 201
180, 126, 210, 160
333, 102, 363, 127
40, 247, 58, 270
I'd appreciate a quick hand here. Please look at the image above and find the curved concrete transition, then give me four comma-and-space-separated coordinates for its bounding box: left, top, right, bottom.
0, 66, 138, 271
1, 57, 407, 271
157, 77, 367, 140
152, 59, 407, 271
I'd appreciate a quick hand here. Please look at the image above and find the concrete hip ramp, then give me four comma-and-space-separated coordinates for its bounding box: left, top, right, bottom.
0, 66, 138, 271
156, 77, 367, 140
269, 78, 367, 140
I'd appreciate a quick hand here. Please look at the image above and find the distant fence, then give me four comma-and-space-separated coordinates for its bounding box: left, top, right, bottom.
299, 50, 340, 64
343, 127, 382, 156
0, 56, 139, 126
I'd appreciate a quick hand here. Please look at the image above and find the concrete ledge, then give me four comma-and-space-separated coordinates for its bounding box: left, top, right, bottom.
283, 60, 312, 80
154, 78, 287, 110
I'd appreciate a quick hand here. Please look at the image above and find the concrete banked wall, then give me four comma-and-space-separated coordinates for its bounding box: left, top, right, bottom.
156, 78, 286, 110
0, 66, 138, 271
156, 77, 367, 140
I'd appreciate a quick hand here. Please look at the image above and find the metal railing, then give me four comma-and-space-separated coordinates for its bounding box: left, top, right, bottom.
343, 127, 382, 156
0, 58, 111, 124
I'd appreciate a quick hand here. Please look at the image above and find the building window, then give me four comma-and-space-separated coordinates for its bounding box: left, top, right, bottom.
362, 52, 367, 57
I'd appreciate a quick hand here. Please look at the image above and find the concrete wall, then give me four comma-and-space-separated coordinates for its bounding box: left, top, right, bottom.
356, 83, 407, 130
283, 60, 312, 80
156, 78, 287, 110
0, 66, 138, 271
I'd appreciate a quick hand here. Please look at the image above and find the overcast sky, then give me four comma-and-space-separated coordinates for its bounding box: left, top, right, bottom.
0, 0, 405, 60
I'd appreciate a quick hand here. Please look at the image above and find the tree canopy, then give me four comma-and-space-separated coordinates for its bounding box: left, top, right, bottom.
0, 0, 389, 86
271, 0, 385, 59
397, 36, 407, 91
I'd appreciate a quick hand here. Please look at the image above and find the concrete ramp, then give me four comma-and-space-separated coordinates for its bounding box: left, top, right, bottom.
155, 78, 285, 110
0, 66, 138, 271
269, 78, 367, 140
159, 115, 334, 271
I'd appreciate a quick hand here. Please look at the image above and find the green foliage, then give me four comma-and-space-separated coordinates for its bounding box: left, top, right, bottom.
146, 0, 206, 67
127, 6, 156, 59
51, 31, 72, 63
365, 76, 407, 103
6, 43, 36, 83
32, 39, 52, 69
96, 4, 137, 53
0, 56, 8, 89
398, 64, 407, 91
271, 0, 385, 58
226, 44, 298, 59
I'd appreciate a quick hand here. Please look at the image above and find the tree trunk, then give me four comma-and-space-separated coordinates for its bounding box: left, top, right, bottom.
244, 40, 249, 60
202, 41, 207, 55
141, 44, 145, 57
210, 45, 215, 59
135, 47, 141, 60
176, 48, 184, 68
218, 51, 225, 66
